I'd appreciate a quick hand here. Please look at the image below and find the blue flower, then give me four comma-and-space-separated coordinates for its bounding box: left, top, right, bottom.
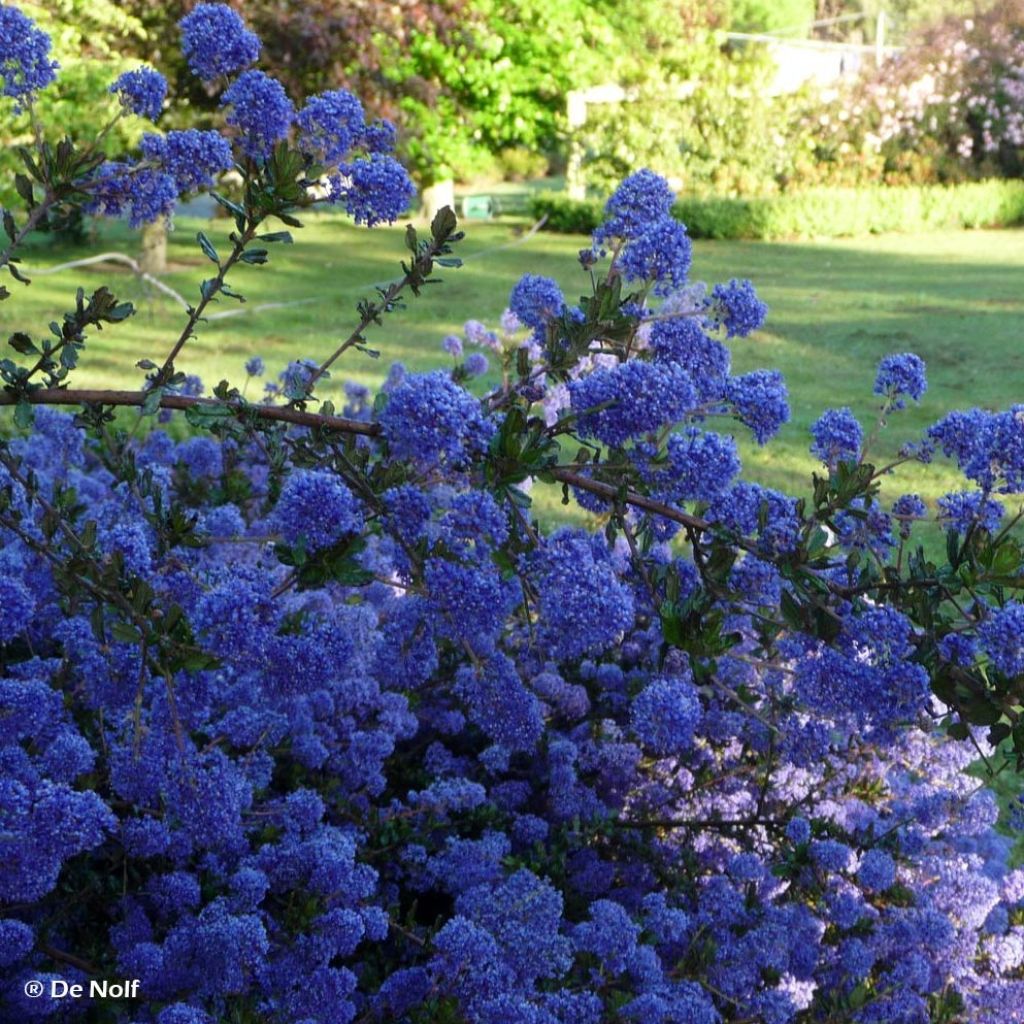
244, 356, 265, 377
666, 428, 741, 502
892, 493, 927, 538
141, 130, 233, 193
979, 603, 1024, 677
631, 676, 702, 754
465, 352, 489, 377
619, 216, 692, 295
0, 573, 34, 643
858, 849, 896, 891
379, 371, 494, 468
84, 162, 179, 227
650, 317, 731, 400
179, 3, 261, 82
937, 490, 1003, 533
595, 169, 675, 242
221, 70, 294, 160
0, 918, 34, 966
574, 900, 640, 974
811, 839, 853, 873
509, 274, 564, 331
530, 528, 635, 660
362, 118, 398, 153
296, 89, 366, 164
330, 154, 416, 226
0, 6, 58, 108
810, 407, 862, 469
272, 469, 363, 552
726, 369, 790, 444
875, 352, 927, 409
110, 66, 167, 120
454, 655, 544, 752
569, 360, 697, 448
710, 278, 768, 338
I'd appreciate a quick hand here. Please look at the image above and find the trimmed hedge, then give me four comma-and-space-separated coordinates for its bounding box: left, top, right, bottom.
529, 180, 1024, 240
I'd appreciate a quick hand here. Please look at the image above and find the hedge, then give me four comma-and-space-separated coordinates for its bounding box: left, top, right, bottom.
529, 180, 1024, 240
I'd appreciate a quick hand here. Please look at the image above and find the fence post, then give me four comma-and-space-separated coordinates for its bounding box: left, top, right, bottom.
566, 90, 588, 201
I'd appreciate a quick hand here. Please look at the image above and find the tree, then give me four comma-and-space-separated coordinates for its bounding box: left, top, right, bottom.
727, 0, 815, 35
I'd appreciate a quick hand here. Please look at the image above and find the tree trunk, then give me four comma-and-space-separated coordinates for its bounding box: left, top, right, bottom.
139, 220, 167, 275
421, 179, 455, 222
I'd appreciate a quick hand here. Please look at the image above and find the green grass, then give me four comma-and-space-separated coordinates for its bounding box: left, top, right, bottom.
4, 214, 1024, 529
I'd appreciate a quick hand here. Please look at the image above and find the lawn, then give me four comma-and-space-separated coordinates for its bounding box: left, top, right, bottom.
4, 213, 1023, 528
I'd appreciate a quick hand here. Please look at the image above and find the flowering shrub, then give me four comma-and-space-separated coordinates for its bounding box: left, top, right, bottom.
4, 6, 1024, 1024
800, 3, 1024, 189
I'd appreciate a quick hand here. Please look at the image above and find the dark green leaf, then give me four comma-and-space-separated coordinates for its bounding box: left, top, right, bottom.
13, 401, 33, 429
197, 231, 219, 264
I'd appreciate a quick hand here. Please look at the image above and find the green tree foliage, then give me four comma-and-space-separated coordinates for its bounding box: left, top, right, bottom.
111, 0, 728, 184
0, 1, 151, 214
728, 0, 815, 35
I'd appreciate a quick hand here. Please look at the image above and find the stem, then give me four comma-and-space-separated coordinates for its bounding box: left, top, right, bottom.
155, 221, 259, 384
0, 192, 55, 273
303, 233, 453, 394
40, 944, 97, 975
0, 389, 379, 435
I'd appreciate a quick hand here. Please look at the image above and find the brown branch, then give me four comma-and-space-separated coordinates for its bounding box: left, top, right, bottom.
0, 388, 380, 436
40, 943, 98, 975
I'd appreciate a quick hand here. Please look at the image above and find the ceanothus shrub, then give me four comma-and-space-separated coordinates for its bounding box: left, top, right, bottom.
4, 6, 1024, 1024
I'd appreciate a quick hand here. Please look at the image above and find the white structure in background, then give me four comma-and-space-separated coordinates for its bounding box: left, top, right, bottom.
565, 11, 903, 199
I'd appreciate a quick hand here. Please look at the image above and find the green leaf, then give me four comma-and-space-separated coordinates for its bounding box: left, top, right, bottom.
110, 622, 142, 644
210, 191, 245, 218
13, 174, 34, 206
258, 231, 293, 244
197, 231, 219, 264
240, 248, 269, 265
430, 205, 458, 241
141, 387, 164, 418
13, 401, 33, 430
200, 278, 219, 301
2, 209, 15, 243
8, 332, 37, 355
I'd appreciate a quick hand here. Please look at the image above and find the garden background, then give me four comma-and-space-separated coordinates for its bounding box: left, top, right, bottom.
4, 0, 1023, 533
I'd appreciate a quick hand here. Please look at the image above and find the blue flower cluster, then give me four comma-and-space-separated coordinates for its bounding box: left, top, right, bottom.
7, 69, 1024, 1023
810, 407, 863, 469
329, 154, 416, 227
569, 360, 697, 447
875, 351, 928, 408
221, 69, 294, 160
110, 66, 167, 121
140, 130, 233, 194
509, 273, 565, 331
710, 278, 769, 338
296, 89, 366, 164
72, 3, 413, 230
379, 370, 495, 468
272, 469, 363, 553
0, 4, 58, 108
179, 2, 261, 81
